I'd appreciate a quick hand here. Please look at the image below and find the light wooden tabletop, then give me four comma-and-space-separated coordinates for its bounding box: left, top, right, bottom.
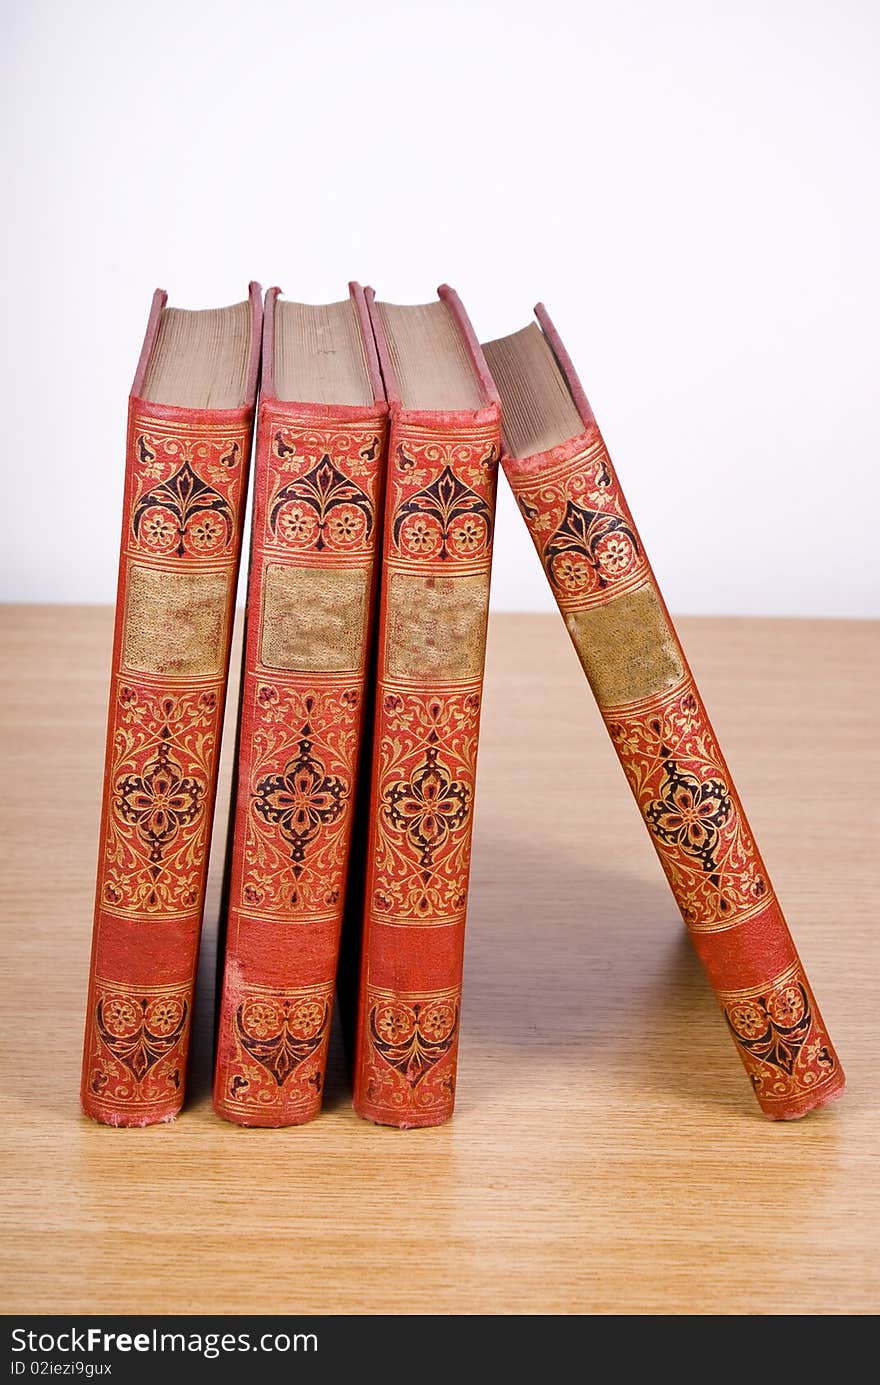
1, 606, 877, 1315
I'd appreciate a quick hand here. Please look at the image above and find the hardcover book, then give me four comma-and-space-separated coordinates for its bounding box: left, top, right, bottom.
482, 307, 844, 1119
213, 286, 388, 1125
351, 286, 502, 1128
81, 285, 262, 1126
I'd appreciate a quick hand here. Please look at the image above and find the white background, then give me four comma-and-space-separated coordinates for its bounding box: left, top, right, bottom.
2, 0, 877, 616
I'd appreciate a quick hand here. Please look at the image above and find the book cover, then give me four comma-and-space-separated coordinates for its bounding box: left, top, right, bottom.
213, 286, 388, 1125
352, 286, 501, 1128
482, 306, 844, 1119
81, 285, 262, 1126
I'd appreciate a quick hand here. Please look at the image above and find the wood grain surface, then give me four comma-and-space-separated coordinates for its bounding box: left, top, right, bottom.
1, 606, 877, 1315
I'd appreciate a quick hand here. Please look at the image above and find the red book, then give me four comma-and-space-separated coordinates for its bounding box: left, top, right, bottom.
352, 287, 501, 1128
81, 285, 262, 1126
213, 286, 388, 1125
482, 309, 844, 1119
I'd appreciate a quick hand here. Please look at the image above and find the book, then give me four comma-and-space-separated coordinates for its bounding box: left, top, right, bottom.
351, 286, 501, 1128
482, 307, 844, 1120
81, 285, 262, 1126
213, 286, 389, 1126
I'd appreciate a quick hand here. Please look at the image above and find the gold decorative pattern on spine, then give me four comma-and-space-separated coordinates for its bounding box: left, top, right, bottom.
100, 684, 218, 916
508, 438, 648, 612
222, 981, 334, 1113
240, 683, 357, 917
362, 983, 460, 1114
717, 959, 800, 1002
372, 688, 481, 924
86, 978, 191, 1111
718, 961, 839, 1106
603, 678, 775, 931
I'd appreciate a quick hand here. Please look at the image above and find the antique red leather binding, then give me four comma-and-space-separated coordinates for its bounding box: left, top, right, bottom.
351, 287, 501, 1128
213, 286, 389, 1126
81, 285, 262, 1126
482, 310, 844, 1119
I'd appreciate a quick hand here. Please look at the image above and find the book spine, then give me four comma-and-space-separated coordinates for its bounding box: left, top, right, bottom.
353, 408, 500, 1128
503, 428, 844, 1119
81, 398, 254, 1125
213, 401, 388, 1125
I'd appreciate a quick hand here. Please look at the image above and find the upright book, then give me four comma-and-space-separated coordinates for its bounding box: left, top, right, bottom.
81, 285, 262, 1125
213, 286, 388, 1125
351, 286, 501, 1128
482, 307, 844, 1119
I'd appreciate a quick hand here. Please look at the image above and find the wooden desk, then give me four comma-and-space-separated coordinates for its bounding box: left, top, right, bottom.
1, 607, 877, 1315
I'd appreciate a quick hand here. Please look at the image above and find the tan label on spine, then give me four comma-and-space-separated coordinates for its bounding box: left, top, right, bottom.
565, 582, 684, 707
260, 564, 368, 672
386, 571, 490, 682
122, 564, 229, 678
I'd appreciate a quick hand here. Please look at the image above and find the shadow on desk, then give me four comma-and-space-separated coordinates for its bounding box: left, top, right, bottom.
461, 836, 747, 1117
